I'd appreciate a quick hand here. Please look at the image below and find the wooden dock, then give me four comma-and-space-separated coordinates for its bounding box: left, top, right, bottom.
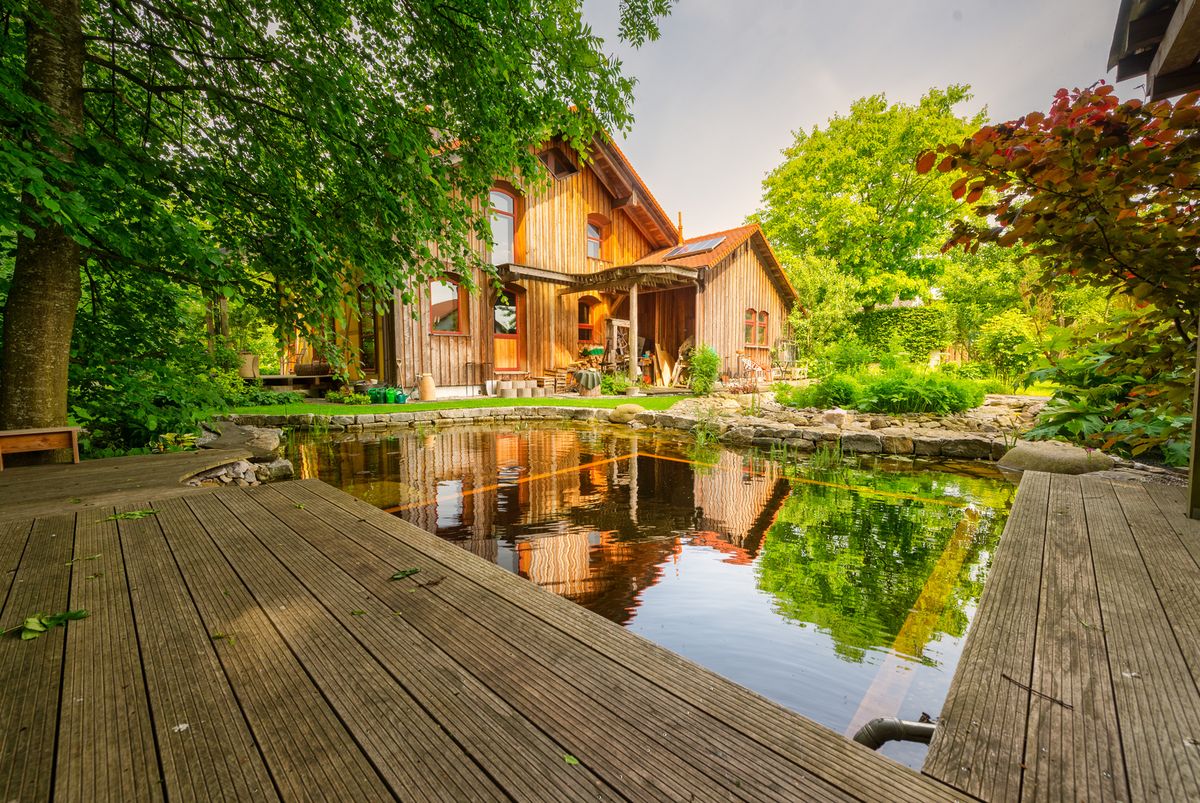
1, 478, 962, 802
924, 472, 1200, 801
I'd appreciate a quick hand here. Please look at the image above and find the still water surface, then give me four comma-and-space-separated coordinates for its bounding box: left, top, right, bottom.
289, 423, 1015, 769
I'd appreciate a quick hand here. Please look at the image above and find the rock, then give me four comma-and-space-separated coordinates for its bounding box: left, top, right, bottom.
840, 431, 882, 454
912, 434, 945, 457
203, 422, 284, 463
997, 440, 1117, 475
823, 409, 854, 428
941, 435, 995, 460
254, 458, 294, 482
877, 429, 914, 455
608, 403, 646, 424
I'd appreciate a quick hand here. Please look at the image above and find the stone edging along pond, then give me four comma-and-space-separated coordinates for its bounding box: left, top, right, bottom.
215, 401, 1016, 461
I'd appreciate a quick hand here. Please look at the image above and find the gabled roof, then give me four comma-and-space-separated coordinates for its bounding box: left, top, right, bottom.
630, 224, 798, 304
586, 134, 681, 250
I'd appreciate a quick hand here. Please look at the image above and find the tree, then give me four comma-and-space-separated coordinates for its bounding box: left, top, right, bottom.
756, 85, 986, 306
918, 84, 1199, 455
0, 0, 674, 430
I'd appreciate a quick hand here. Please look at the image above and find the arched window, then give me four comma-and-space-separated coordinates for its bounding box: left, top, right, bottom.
578, 296, 599, 343
489, 188, 516, 266
757, 310, 769, 346
745, 308, 757, 345
586, 213, 609, 261
430, 278, 466, 334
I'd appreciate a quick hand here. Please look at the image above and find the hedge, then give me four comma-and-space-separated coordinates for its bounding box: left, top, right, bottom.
853, 305, 953, 358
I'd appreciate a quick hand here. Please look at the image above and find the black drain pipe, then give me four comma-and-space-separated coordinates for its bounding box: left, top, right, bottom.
852, 717, 937, 750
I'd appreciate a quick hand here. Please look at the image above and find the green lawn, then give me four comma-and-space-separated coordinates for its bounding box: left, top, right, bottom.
228, 394, 689, 417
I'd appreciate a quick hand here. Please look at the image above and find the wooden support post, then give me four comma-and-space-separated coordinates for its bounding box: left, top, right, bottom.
627, 283, 639, 394
1189, 320, 1199, 519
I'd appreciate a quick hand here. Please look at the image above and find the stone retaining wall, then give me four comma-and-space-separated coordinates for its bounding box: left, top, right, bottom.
215, 404, 1013, 461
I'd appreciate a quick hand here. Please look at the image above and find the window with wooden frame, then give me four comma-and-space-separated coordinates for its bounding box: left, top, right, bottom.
429, 278, 466, 334
586, 213, 610, 261
744, 308, 757, 345
757, 310, 769, 346
578, 296, 599, 343
489, 189, 516, 266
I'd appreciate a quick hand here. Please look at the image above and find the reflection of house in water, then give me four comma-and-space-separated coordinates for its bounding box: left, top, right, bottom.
298, 428, 789, 624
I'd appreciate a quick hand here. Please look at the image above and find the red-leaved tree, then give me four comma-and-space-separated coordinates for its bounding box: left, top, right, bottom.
918, 84, 1199, 457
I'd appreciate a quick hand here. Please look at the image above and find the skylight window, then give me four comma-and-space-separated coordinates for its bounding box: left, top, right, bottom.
664, 236, 726, 259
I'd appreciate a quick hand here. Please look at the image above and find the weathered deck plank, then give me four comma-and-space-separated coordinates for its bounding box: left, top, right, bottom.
286, 478, 958, 802
0, 514, 76, 802
55, 507, 160, 803
1022, 475, 1124, 801
924, 471, 1050, 801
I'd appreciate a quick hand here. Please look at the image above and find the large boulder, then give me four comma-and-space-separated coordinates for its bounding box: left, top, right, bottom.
997, 440, 1117, 475
203, 422, 284, 463
607, 403, 646, 424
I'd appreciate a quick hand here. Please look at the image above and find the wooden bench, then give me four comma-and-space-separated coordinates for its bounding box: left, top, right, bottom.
0, 426, 80, 470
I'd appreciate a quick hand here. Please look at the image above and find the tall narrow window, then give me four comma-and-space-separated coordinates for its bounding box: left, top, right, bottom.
578, 297, 598, 343
758, 310, 769, 346
586, 213, 609, 261
490, 189, 516, 265
430, 279, 466, 334
745, 308, 757, 345
358, 291, 377, 372
586, 222, 602, 259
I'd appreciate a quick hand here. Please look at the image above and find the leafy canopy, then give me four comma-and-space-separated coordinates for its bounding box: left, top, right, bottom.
2, 0, 673, 366
757, 85, 986, 306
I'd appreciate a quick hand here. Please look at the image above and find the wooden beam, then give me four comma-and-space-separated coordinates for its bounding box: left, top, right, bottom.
1149, 0, 1200, 95
1128, 5, 1175, 51
628, 284, 638, 389
1189, 320, 1199, 519
1115, 51, 1156, 81
1150, 60, 1200, 98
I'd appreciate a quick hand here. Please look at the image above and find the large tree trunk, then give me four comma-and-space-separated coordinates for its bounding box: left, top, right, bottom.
0, 0, 84, 430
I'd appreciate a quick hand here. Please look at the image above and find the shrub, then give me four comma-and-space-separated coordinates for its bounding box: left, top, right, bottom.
689, 345, 721, 395
227, 381, 305, 407
857, 370, 984, 414
600, 371, 631, 395
778, 374, 861, 409
819, 339, 873, 375
853, 305, 953, 359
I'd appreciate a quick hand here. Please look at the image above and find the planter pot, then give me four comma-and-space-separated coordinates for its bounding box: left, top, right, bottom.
418, 372, 436, 401
238, 351, 260, 380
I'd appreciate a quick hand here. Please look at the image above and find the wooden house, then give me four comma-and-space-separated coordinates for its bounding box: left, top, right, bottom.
345, 135, 797, 394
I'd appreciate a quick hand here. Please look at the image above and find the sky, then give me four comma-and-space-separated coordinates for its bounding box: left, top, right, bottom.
583, 0, 1142, 238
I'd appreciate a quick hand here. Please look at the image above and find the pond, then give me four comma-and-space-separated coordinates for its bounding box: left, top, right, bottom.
288, 422, 1015, 769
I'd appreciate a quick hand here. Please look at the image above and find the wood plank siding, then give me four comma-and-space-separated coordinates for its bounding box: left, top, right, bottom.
698, 239, 790, 376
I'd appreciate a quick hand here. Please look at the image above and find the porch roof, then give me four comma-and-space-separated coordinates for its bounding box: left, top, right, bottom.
555, 263, 700, 295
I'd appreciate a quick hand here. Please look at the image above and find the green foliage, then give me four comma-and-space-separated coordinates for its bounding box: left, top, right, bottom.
975, 310, 1038, 387
757, 85, 986, 306
778, 368, 986, 414
853, 306, 952, 359
688, 344, 720, 395
325, 390, 372, 405
600, 372, 631, 395
778, 253, 863, 365
817, 339, 873, 377
857, 370, 985, 415
0, 0, 674, 426
7, 610, 89, 641
1024, 335, 1192, 465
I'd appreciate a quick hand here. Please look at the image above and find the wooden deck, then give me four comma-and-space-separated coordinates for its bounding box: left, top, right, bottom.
924, 472, 1200, 801
0, 449, 251, 521
0, 478, 962, 802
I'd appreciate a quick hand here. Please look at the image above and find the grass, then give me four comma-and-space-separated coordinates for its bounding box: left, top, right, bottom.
228, 394, 689, 417
1019, 381, 1058, 397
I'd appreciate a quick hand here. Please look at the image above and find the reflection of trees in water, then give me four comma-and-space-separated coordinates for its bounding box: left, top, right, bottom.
756, 465, 1010, 664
